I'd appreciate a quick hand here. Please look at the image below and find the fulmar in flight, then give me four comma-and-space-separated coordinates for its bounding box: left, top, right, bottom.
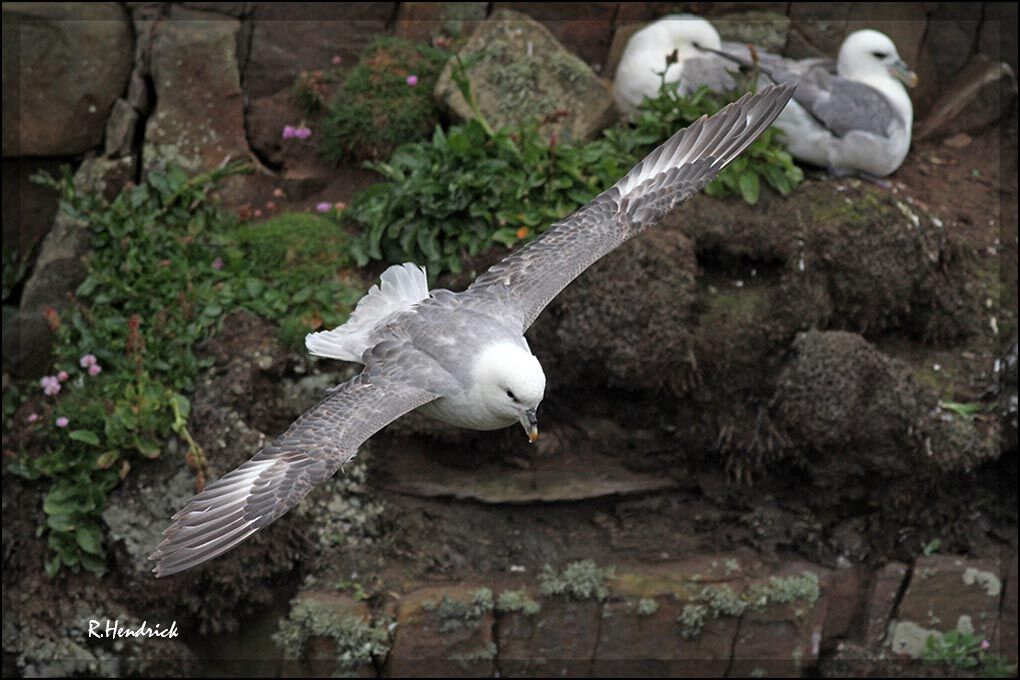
148, 84, 796, 577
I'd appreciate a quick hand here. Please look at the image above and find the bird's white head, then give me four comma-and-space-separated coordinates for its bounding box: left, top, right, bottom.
471, 342, 546, 443
838, 29, 918, 89
654, 14, 723, 62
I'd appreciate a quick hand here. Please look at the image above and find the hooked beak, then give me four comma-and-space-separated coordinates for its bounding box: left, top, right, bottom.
520, 409, 539, 444
889, 59, 918, 88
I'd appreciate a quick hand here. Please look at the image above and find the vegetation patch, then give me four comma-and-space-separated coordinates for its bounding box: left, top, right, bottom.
495, 589, 541, 616
636, 598, 660, 617
922, 630, 1016, 678
677, 571, 822, 639
274, 597, 391, 673
346, 62, 802, 277
538, 560, 614, 601
12, 165, 363, 575
423, 588, 494, 633
320, 37, 449, 163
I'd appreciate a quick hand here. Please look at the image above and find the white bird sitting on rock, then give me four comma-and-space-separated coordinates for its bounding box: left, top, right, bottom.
147, 84, 796, 577
715, 29, 918, 179
612, 14, 745, 119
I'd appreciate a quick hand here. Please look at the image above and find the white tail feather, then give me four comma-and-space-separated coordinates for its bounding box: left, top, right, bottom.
305, 263, 429, 362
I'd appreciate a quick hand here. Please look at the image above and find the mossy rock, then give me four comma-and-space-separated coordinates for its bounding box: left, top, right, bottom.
434, 9, 617, 143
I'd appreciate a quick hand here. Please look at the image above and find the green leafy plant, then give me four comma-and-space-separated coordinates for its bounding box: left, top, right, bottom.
923, 630, 1017, 677
344, 55, 802, 277
938, 400, 993, 420
346, 117, 637, 274
14, 165, 363, 576
320, 37, 449, 163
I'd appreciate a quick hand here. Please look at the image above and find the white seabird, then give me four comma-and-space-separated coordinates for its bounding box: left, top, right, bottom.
719, 29, 918, 179
612, 14, 745, 119
148, 84, 796, 577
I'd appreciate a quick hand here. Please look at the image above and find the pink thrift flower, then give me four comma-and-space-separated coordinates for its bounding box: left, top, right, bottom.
981, 640, 991, 651
88, 363, 102, 377
56, 416, 69, 428
40, 375, 61, 396
406, 74, 418, 87
316, 202, 332, 213
294, 126, 312, 140
332, 55, 342, 65
80, 353, 97, 368
282, 125, 297, 140
212, 257, 224, 270
57, 371, 69, 382
27, 413, 39, 423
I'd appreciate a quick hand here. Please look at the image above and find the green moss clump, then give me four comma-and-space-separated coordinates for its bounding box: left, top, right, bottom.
222, 212, 364, 349
699, 584, 748, 618
321, 37, 449, 163
637, 598, 660, 617
274, 598, 391, 673
678, 603, 707, 639
678, 572, 823, 640
539, 560, 614, 601
744, 571, 821, 607
423, 588, 494, 633
496, 589, 541, 616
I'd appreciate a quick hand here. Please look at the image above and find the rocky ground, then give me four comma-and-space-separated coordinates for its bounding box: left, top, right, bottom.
3, 3, 1018, 677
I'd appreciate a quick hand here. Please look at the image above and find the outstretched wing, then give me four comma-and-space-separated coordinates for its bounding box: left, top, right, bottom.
148, 344, 443, 577
463, 84, 795, 331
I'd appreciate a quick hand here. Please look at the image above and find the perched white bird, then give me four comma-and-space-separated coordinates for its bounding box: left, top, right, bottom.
612, 14, 743, 119
147, 85, 795, 577
719, 29, 918, 179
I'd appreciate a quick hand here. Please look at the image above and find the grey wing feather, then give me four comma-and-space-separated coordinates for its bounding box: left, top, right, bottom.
464, 84, 796, 331
148, 347, 442, 577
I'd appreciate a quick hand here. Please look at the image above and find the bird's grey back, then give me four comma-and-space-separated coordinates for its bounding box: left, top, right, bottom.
377, 290, 528, 387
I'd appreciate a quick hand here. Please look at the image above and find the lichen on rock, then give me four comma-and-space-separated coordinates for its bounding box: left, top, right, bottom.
434, 9, 617, 143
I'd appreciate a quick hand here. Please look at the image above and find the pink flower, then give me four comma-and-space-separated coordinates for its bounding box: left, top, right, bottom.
40, 375, 61, 396
406, 74, 418, 87
88, 364, 102, 377
212, 257, 224, 270
80, 354, 97, 368
332, 55, 342, 65
981, 640, 991, 651
27, 413, 39, 423
316, 202, 333, 213
272, 187, 285, 198
282, 125, 297, 140
294, 126, 312, 140
56, 416, 69, 428
57, 371, 69, 382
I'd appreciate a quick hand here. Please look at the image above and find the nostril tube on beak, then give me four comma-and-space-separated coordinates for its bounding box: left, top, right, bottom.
521, 409, 539, 444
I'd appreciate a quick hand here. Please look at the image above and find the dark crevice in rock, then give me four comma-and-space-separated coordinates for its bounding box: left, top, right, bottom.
132, 72, 157, 184
887, 561, 915, 627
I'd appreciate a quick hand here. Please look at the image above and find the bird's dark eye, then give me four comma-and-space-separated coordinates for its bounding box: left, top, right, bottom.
871, 51, 888, 59
506, 389, 517, 401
